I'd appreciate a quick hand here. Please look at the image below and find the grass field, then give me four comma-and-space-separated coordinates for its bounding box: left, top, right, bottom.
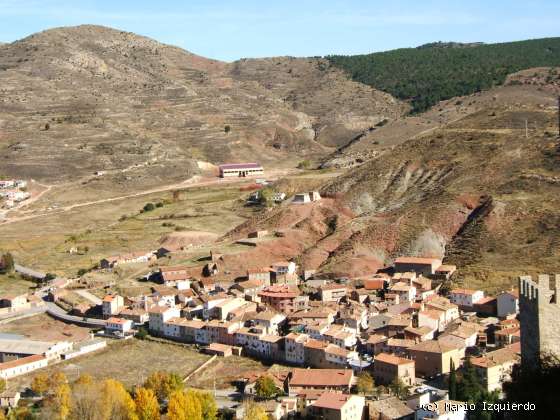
0, 184, 254, 277
188, 355, 270, 390
10, 338, 211, 390
0, 273, 36, 296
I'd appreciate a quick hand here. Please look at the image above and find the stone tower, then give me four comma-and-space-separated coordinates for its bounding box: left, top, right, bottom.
519, 274, 560, 367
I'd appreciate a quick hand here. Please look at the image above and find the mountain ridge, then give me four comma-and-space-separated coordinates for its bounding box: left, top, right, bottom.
0, 25, 403, 186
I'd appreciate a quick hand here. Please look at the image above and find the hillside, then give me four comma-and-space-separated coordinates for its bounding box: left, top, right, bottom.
229, 57, 406, 148
228, 74, 560, 291
319, 78, 560, 290
327, 37, 560, 113
0, 25, 403, 188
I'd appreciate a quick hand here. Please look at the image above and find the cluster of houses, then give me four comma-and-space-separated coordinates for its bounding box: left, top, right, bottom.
0, 179, 29, 209
0, 292, 45, 314
83, 252, 523, 419
0, 336, 106, 383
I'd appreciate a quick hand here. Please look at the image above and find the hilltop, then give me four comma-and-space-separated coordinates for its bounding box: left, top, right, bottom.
0, 25, 403, 187
327, 37, 560, 112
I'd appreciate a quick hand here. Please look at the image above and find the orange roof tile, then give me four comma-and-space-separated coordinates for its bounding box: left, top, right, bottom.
313, 392, 353, 410
375, 352, 414, 366
0, 354, 46, 370
395, 257, 440, 265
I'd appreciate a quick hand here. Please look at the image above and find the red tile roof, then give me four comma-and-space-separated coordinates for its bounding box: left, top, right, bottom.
258, 285, 299, 298
364, 279, 385, 290
435, 264, 456, 273
313, 392, 353, 410
395, 257, 440, 265
107, 317, 130, 325
451, 288, 481, 296
375, 352, 415, 366
219, 163, 262, 170
0, 354, 46, 370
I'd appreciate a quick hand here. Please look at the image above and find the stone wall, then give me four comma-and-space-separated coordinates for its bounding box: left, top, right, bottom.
519, 274, 560, 366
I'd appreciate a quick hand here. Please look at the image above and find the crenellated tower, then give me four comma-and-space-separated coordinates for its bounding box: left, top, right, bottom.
519, 274, 560, 367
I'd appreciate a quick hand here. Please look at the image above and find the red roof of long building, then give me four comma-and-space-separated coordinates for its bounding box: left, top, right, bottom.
395, 257, 440, 265
219, 163, 262, 170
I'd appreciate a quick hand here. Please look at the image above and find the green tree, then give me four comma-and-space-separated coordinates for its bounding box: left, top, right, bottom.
136, 326, 148, 340
327, 38, 560, 113
356, 372, 375, 395
0, 252, 14, 273
448, 360, 458, 400
389, 378, 409, 399
258, 188, 274, 208
143, 203, 155, 212
254, 375, 278, 399
455, 357, 501, 420
224, 125, 231, 134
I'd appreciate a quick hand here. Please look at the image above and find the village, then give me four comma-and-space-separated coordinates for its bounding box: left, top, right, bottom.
0, 162, 533, 420
0, 179, 30, 210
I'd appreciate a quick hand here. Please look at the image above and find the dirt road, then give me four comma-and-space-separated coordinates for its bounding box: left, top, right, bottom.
0, 168, 294, 226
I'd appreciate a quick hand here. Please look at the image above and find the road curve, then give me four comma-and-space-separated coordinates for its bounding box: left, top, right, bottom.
46, 302, 106, 328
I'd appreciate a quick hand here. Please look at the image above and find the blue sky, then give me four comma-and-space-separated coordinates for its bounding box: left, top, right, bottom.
0, 0, 558, 61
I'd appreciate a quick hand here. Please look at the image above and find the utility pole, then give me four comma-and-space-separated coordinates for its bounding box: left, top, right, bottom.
558, 96, 560, 138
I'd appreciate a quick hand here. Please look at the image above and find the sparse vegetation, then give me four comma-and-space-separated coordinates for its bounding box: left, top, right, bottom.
143, 202, 156, 212
297, 159, 311, 169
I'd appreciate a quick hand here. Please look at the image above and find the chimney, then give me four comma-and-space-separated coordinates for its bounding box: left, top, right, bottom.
538, 274, 550, 289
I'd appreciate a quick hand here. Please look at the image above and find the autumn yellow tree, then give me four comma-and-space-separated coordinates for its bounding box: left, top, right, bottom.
74, 374, 94, 386
188, 389, 216, 420
52, 383, 72, 420
31, 373, 50, 396
49, 371, 68, 392
99, 379, 138, 420
143, 372, 183, 403
167, 390, 202, 420
243, 400, 267, 420
134, 387, 160, 420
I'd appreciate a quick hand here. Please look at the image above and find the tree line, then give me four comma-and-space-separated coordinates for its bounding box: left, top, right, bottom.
3, 370, 269, 420
326, 37, 560, 113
